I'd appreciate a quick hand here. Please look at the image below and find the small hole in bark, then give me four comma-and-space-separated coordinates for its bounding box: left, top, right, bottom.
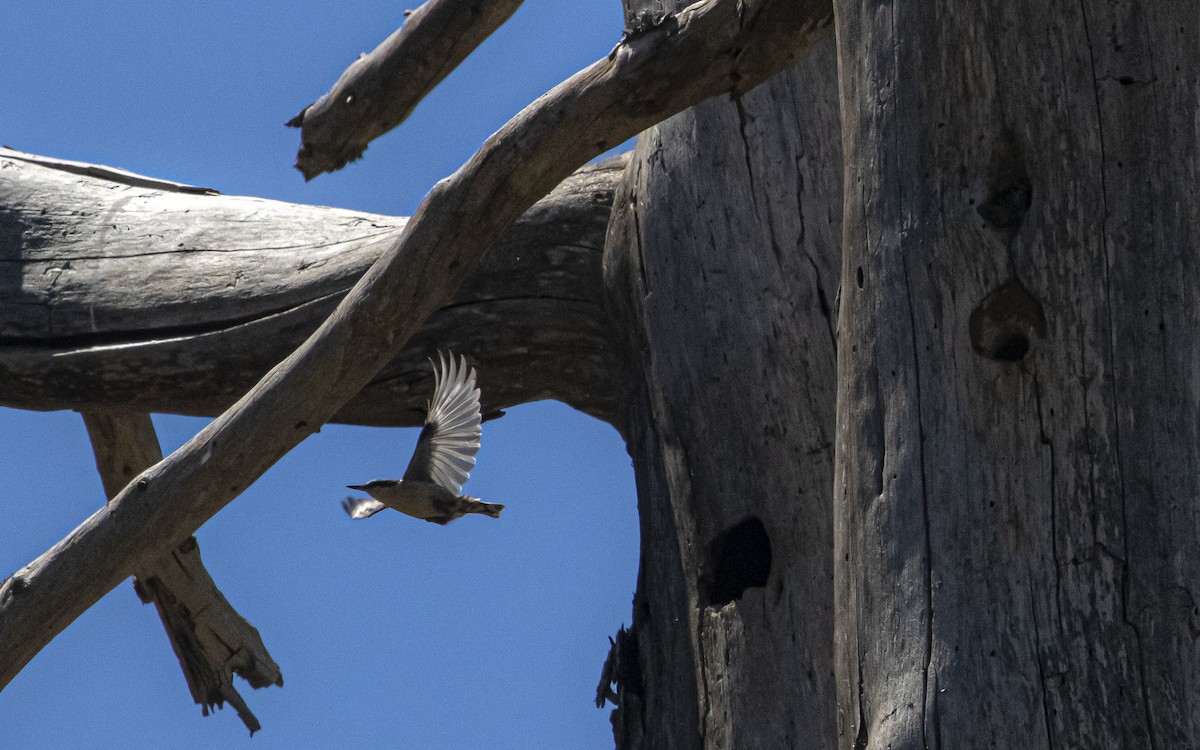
977, 129, 1032, 235
856, 267, 864, 288
977, 179, 1031, 231
969, 278, 1046, 363
706, 516, 772, 606
992, 334, 1030, 362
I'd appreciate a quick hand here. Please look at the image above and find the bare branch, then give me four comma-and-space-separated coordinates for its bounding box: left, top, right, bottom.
82, 411, 282, 734
288, 0, 523, 179
0, 0, 831, 690
0, 149, 628, 426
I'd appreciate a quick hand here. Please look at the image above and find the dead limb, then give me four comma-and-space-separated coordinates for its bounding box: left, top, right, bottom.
0, 0, 831, 691
0, 149, 627, 426
81, 411, 282, 734
289, 0, 524, 179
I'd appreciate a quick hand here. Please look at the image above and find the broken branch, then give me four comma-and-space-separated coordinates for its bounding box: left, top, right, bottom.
81, 411, 283, 734
0, 0, 831, 690
289, 0, 524, 179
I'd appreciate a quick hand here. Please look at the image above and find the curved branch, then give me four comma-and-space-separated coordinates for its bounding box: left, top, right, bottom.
0, 0, 831, 691
288, 0, 524, 179
0, 148, 627, 426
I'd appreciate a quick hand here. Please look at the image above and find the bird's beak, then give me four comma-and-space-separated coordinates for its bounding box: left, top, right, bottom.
346, 484, 365, 491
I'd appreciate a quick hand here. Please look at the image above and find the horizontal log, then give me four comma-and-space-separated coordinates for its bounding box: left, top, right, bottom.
0, 148, 627, 426
0, 0, 830, 694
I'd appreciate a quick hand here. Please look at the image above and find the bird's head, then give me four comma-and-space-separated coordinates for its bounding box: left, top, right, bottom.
346, 479, 401, 500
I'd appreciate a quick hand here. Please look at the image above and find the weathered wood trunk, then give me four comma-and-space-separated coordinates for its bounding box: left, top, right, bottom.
834, 0, 1200, 746
6, 0, 1199, 742
81, 411, 282, 734
0, 149, 627, 427
603, 28, 843, 748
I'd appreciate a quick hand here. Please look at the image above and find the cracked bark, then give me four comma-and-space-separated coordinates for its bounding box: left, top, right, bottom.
7, 0, 1196, 742
0, 148, 628, 428
602, 5, 840, 745
833, 0, 1200, 746
0, 0, 832, 696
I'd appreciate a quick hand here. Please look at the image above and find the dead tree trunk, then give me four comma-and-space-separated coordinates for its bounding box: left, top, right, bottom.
834, 0, 1200, 746
0, 0, 831, 721
5, 0, 1198, 744
603, 27, 843, 748
0, 148, 627, 427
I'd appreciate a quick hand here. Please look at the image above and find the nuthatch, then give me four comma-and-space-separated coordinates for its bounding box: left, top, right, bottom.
343, 352, 504, 525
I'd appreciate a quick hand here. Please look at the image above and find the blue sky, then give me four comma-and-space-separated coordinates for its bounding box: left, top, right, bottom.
0, 3, 639, 747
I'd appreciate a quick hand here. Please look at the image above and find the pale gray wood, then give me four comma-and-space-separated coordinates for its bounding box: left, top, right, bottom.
289, 0, 523, 179
0, 148, 627, 427
82, 411, 282, 734
0, 0, 832, 692
834, 0, 1200, 746
603, 24, 840, 749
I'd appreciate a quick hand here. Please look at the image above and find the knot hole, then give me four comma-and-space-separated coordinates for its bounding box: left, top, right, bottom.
705, 516, 772, 607
969, 278, 1046, 362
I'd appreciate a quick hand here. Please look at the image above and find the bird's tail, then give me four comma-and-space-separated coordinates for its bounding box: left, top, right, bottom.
462, 497, 504, 519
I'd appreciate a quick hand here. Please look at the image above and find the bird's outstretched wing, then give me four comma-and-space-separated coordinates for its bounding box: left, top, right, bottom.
403, 352, 482, 495
343, 496, 386, 519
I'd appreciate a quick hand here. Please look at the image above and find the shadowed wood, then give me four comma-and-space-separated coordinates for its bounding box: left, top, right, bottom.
0, 0, 832, 693
603, 24, 840, 748
82, 411, 282, 735
0, 148, 627, 427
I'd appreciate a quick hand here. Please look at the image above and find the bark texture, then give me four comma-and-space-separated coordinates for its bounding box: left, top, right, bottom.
834, 0, 1200, 746
603, 26, 841, 748
0, 148, 627, 427
289, 0, 523, 179
82, 411, 282, 734
0, 0, 830, 693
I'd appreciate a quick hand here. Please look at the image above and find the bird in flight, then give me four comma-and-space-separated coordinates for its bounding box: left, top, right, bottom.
343, 352, 504, 525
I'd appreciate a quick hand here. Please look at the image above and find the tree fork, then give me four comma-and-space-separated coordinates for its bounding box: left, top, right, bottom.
0, 0, 832, 692
81, 411, 283, 734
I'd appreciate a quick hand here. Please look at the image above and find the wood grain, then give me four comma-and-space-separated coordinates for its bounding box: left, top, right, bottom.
82, 411, 282, 734
0, 148, 627, 427
834, 0, 1200, 745
288, 0, 524, 179
0, 0, 831, 692
603, 21, 840, 749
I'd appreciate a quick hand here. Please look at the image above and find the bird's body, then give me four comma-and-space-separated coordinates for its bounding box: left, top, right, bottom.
344, 479, 503, 525
343, 352, 503, 525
